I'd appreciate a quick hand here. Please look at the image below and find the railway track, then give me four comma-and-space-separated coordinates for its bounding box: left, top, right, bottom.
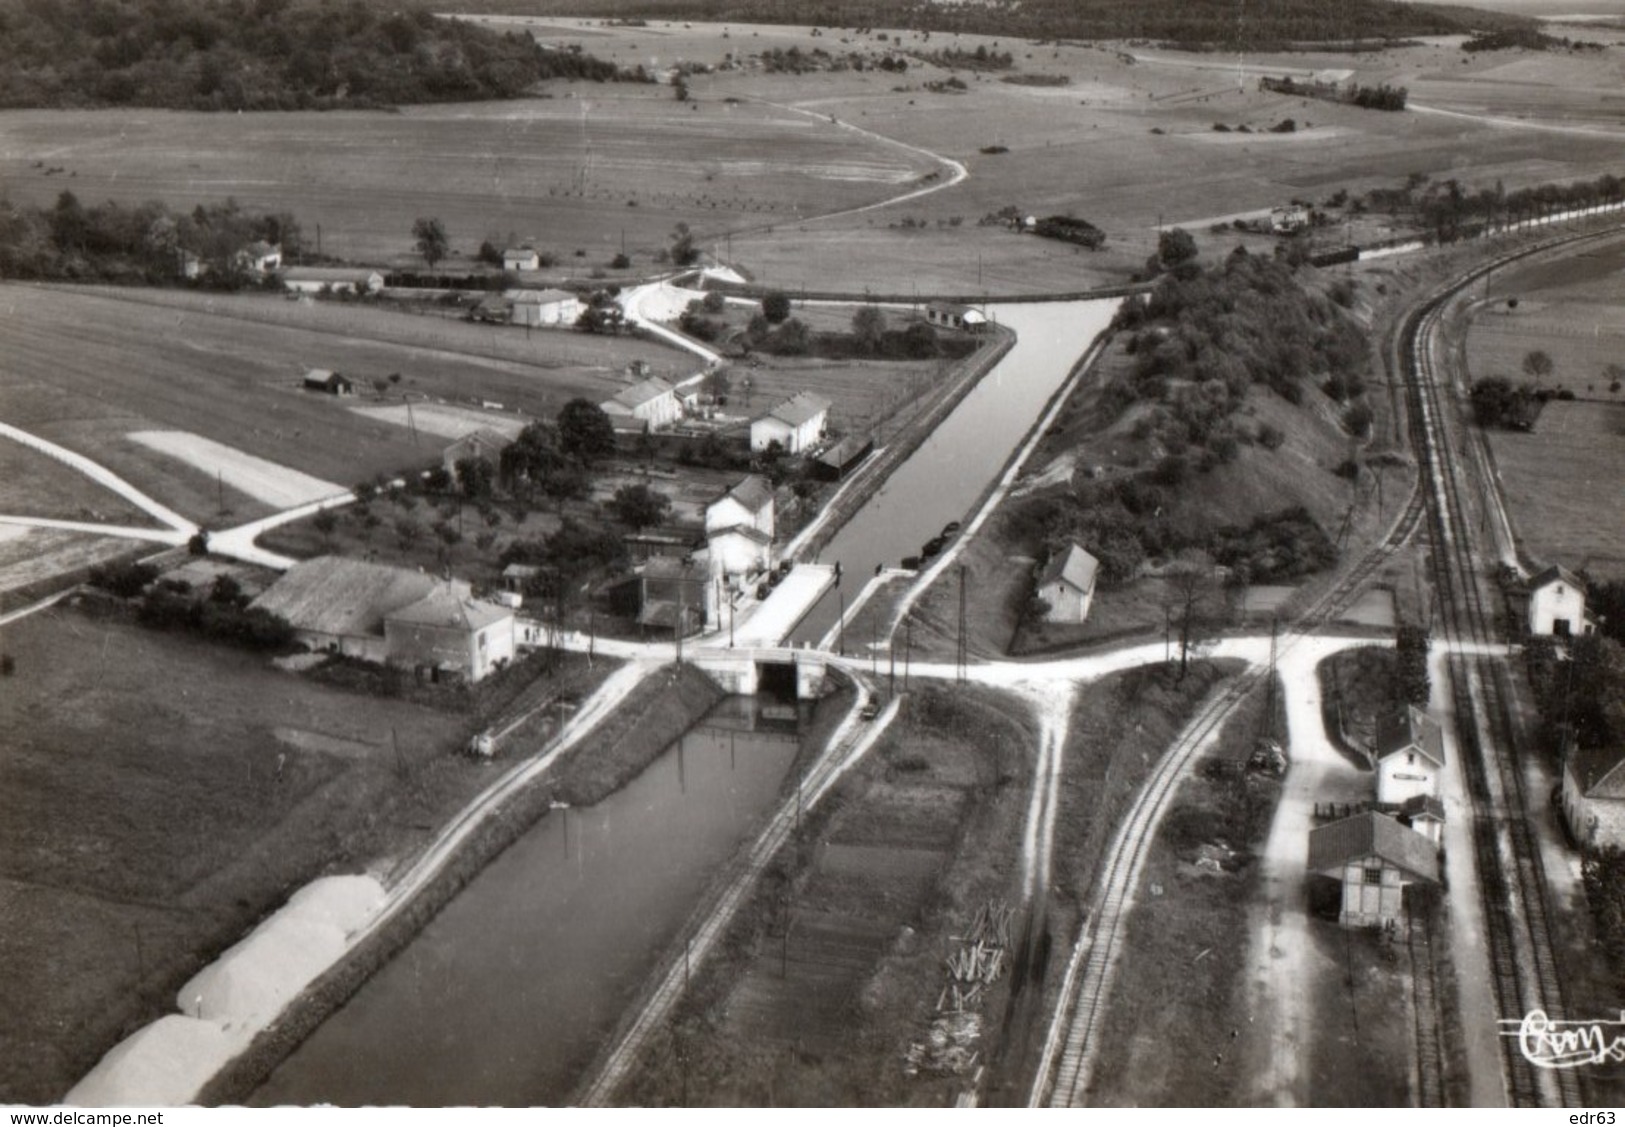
1032, 221, 1625, 1109
1395, 226, 1619, 1107
1407, 905, 1445, 1107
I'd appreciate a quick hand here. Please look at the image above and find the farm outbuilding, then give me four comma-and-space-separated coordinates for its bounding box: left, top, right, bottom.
249, 556, 442, 662
705, 475, 775, 541
1035, 542, 1099, 624
751, 391, 831, 455
1398, 794, 1446, 847
1528, 565, 1592, 637
1309, 811, 1439, 929
302, 369, 355, 396
925, 301, 987, 332
282, 267, 386, 295
1561, 743, 1625, 850
1372, 704, 1445, 806
383, 584, 516, 684
602, 376, 680, 431
510, 288, 583, 328
639, 556, 709, 637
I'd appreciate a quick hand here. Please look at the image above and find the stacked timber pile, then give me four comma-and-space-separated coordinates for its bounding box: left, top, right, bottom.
903, 900, 1013, 1077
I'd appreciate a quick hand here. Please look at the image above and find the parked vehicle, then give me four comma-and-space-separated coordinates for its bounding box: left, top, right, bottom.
859, 700, 880, 721
901, 555, 922, 571
941, 520, 962, 537
921, 536, 945, 558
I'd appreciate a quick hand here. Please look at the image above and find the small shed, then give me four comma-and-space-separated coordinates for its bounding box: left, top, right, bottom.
1035, 543, 1100, 624
302, 368, 355, 396
924, 301, 987, 332
602, 376, 681, 431
1398, 794, 1446, 847
1528, 565, 1591, 638
1372, 705, 1445, 806
503, 248, 541, 272
1308, 811, 1439, 929
812, 435, 874, 482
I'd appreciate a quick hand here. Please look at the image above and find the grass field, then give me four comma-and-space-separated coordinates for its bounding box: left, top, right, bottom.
0, 92, 937, 267
1485, 400, 1625, 576
0, 436, 152, 525
0, 528, 146, 605
0, 285, 671, 523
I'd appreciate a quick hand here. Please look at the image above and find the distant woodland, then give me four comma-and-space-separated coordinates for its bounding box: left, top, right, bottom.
0, 0, 630, 111
434, 0, 1524, 49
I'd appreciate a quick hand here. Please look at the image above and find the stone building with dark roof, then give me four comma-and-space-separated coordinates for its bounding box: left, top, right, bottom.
1309, 811, 1439, 928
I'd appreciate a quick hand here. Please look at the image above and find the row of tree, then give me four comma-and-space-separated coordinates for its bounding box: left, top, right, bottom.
0, 191, 299, 285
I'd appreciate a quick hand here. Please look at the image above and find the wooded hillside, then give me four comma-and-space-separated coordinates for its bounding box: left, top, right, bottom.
0, 0, 629, 110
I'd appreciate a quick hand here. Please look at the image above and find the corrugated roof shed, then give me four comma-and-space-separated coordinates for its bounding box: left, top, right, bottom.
1038, 543, 1100, 593
767, 391, 832, 427
1374, 705, 1446, 766
1308, 812, 1439, 882
249, 556, 440, 638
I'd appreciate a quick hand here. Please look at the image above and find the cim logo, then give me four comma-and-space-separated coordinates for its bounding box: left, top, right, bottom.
1501, 1011, 1625, 1069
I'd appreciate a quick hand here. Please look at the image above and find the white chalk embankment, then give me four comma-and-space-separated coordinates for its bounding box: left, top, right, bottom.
65, 876, 385, 1107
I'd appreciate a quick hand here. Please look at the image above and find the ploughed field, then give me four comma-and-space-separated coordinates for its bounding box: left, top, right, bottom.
0, 95, 939, 265
0, 285, 663, 523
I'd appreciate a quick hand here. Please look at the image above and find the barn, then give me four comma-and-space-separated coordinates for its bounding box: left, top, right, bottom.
302, 369, 355, 397
603, 376, 681, 431
510, 288, 584, 328
283, 267, 386, 295
751, 391, 831, 455
1308, 811, 1439, 929
249, 556, 441, 662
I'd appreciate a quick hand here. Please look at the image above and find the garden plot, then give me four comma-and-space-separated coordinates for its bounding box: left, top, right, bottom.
127, 432, 345, 510
350, 404, 530, 442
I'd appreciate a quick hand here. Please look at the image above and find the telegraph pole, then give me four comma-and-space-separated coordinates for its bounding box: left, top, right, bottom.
956, 564, 969, 683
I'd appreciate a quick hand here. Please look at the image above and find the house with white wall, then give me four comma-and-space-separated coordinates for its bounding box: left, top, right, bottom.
1529, 565, 1591, 637
1372, 704, 1445, 806
751, 391, 831, 454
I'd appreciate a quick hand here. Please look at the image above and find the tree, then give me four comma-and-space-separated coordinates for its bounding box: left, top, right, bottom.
852, 302, 886, 350
762, 290, 792, 324
557, 398, 616, 465
1163, 554, 1221, 681
901, 320, 939, 358
1394, 625, 1431, 706
611, 483, 672, 531
313, 509, 338, 545
455, 455, 495, 499
1157, 227, 1198, 267
1522, 349, 1555, 383
412, 216, 448, 271
701, 366, 731, 402
670, 222, 698, 267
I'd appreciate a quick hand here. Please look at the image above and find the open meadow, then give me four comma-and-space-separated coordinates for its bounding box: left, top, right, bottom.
1485, 400, 1625, 575
0, 285, 671, 523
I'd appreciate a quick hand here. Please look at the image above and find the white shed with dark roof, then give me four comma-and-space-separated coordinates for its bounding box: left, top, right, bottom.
1036, 543, 1099, 624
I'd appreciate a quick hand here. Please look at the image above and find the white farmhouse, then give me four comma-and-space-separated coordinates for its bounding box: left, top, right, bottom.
751, 391, 831, 455
1372, 704, 1445, 806
1035, 542, 1099, 624
282, 267, 386, 295
705, 475, 775, 580
1528, 565, 1591, 638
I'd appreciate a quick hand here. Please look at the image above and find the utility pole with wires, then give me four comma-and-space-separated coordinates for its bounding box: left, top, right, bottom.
956, 564, 969, 683
1265, 615, 1280, 738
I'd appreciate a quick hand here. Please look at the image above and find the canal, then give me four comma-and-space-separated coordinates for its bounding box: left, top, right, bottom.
788, 298, 1120, 644
251, 696, 803, 1106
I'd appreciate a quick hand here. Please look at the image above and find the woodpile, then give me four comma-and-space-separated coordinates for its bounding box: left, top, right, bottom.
903, 900, 1013, 1077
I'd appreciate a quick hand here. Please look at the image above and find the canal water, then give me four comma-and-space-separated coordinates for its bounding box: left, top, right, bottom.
788, 298, 1120, 644
251, 696, 802, 1107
